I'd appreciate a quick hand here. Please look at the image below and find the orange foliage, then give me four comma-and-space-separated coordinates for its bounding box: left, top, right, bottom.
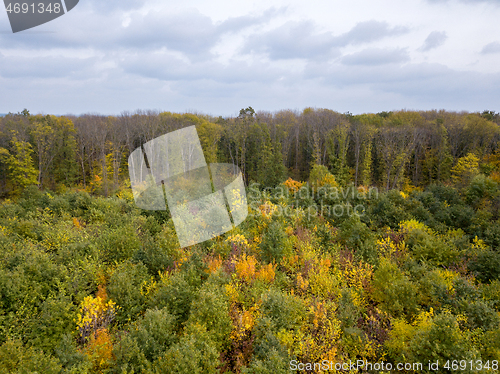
206, 255, 223, 274
84, 328, 114, 373
235, 254, 257, 282
73, 217, 82, 229
256, 263, 276, 283
283, 177, 305, 193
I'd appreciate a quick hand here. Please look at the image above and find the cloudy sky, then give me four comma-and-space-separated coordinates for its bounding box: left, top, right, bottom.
0, 0, 499, 116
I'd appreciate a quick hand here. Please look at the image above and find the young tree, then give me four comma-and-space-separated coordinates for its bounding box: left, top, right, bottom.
0, 131, 38, 193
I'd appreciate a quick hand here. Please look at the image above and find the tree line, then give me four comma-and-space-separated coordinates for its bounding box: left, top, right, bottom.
1, 107, 499, 197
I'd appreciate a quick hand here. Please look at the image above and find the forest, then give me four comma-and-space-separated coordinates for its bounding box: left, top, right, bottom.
0, 107, 499, 373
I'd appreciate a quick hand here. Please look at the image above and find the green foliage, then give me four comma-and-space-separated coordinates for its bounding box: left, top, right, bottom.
127, 308, 178, 362
149, 271, 197, 327
0, 339, 62, 374
372, 258, 419, 319
260, 221, 289, 264
99, 224, 141, 263
407, 229, 459, 266
107, 262, 149, 324
468, 249, 500, 283
0, 132, 38, 194
155, 325, 220, 374
339, 214, 377, 263
407, 313, 477, 369
185, 281, 232, 350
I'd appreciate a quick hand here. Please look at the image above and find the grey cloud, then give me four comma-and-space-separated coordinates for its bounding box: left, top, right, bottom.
119, 52, 285, 84
304, 60, 500, 110
481, 41, 500, 54
336, 20, 409, 46
0, 7, 281, 61
217, 7, 288, 34
243, 21, 340, 60
85, 0, 146, 12
419, 31, 447, 51
0, 54, 96, 79
341, 48, 410, 66
115, 10, 219, 59
242, 20, 409, 60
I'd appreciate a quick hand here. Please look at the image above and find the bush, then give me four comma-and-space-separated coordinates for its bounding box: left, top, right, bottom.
407, 313, 477, 370
371, 258, 419, 319
186, 282, 232, 350
107, 262, 149, 324
468, 250, 500, 283
98, 225, 141, 263
407, 229, 459, 267
260, 221, 288, 264
149, 272, 196, 328
259, 289, 305, 333
155, 326, 220, 374
338, 214, 377, 264
127, 308, 178, 362
0, 339, 62, 374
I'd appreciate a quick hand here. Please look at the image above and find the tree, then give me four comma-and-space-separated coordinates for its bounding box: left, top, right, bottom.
0, 131, 38, 194
451, 152, 480, 187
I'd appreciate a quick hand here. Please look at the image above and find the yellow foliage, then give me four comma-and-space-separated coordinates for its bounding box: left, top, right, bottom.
258, 201, 277, 219
451, 152, 479, 185
385, 308, 433, 355
472, 235, 488, 251
140, 276, 158, 297
226, 233, 249, 249
73, 217, 82, 229
256, 263, 276, 283
225, 283, 240, 303
76, 288, 116, 343
399, 219, 432, 235
376, 236, 406, 258
235, 254, 257, 282
279, 301, 342, 367
297, 273, 309, 291
230, 305, 259, 342
283, 178, 305, 193
308, 263, 340, 299
206, 255, 223, 274
437, 269, 458, 294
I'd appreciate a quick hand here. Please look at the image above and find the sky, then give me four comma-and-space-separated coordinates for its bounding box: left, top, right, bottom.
0, 0, 499, 117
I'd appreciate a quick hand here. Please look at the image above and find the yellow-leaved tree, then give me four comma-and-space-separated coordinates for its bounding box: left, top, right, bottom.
451, 152, 479, 187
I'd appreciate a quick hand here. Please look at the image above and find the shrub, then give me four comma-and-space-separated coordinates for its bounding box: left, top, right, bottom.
0, 339, 62, 374
371, 258, 419, 319
186, 282, 232, 350
468, 250, 500, 283
155, 325, 220, 374
407, 313, 477, 370
149, 272, 196, 328
98, 225, 141, 263
127, 308, 178, 362
260, 221, 288, 264
107, 262, 149, 324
